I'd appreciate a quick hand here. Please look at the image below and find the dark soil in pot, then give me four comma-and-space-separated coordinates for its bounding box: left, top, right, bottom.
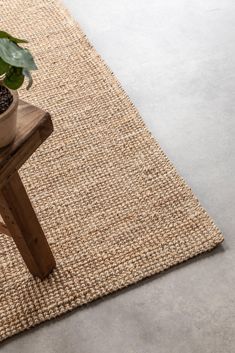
0, 85, 13, 115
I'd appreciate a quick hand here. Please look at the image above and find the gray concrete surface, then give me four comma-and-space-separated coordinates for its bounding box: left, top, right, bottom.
1, 0, 235, 352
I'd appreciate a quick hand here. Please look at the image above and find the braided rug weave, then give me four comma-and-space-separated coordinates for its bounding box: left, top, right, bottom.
0, 0, 223, 341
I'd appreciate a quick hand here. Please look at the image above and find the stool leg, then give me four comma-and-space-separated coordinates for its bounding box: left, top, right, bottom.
0, 171, 56, 279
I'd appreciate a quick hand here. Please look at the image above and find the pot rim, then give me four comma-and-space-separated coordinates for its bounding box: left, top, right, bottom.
0, 85, 19, 123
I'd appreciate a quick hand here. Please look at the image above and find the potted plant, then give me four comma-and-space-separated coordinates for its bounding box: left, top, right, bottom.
0, 31, 37, 148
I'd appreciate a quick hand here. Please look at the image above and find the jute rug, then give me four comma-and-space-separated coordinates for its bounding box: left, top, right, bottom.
0, 0, 223, 342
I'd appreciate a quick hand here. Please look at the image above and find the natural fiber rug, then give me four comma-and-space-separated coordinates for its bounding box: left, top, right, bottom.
0, 0, 223, 342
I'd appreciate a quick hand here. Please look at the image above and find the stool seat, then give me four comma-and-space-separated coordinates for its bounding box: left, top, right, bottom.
0, 100, 53, 183
0, 100, 56, 279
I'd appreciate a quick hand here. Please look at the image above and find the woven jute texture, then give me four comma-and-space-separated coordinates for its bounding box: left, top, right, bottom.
0, 0, 223, 342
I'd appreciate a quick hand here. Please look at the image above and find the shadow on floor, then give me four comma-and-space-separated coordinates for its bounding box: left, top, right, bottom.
1, 242, 226, 347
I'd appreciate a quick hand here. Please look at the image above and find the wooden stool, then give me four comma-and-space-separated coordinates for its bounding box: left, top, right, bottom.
0, 100, 56, 279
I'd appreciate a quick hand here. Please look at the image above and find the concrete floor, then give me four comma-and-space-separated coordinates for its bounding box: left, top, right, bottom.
2, 0, 235, 352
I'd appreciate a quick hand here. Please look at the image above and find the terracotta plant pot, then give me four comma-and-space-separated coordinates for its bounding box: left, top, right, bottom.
0, 88, 19, 148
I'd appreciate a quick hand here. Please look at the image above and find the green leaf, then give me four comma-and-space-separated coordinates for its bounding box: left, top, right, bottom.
0, 38, 37, 70
0, 30, 28, 44
0, 57, 9, 75
4, 67, 24, 90
22, 68, 33, 90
